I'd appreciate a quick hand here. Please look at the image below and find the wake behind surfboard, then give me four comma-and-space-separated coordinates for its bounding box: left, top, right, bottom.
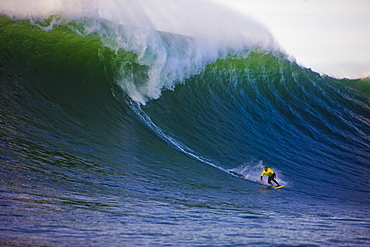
228, 170, 245, 178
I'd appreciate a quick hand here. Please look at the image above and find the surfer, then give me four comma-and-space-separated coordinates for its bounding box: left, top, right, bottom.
260, 166, 280, 187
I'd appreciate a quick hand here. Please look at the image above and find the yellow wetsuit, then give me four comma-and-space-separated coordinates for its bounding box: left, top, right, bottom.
260, 168, 275, 177
260, 168, 280, 186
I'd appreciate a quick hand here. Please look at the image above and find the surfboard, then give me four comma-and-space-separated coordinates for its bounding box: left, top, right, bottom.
274, 185, 285, 189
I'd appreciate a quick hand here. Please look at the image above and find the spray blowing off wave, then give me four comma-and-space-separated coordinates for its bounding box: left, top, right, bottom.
0, 0, 280, 104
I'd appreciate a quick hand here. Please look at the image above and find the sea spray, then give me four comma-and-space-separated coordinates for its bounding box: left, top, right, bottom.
1, 5, 370, 245
0, 0, 280, 104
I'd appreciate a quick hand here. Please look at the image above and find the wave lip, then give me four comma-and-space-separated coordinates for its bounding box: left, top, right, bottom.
1, 8, 370, 247
0, 0, 280, 104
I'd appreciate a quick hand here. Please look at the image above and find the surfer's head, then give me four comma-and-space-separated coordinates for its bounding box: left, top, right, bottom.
264, 166, 268, 171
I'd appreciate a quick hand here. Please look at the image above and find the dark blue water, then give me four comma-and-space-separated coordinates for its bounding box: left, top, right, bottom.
1, 15, 370, 246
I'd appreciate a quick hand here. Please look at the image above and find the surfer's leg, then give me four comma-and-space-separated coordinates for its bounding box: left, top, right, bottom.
270, 173, 280, 186
271, 177, 279, 186
272, 179, 280, 186
267, 176, 273, 186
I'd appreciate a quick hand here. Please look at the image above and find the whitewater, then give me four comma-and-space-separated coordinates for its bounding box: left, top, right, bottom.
1, 0, 370, 246
1, 0, 280, 104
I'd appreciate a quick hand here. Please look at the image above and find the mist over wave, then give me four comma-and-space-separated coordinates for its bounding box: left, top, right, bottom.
0, 0, 279, 104
1, 1, 370, 246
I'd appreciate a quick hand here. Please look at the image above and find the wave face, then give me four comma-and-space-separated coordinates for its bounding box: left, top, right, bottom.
1, 2, 370, 246
142, 52, 370, 196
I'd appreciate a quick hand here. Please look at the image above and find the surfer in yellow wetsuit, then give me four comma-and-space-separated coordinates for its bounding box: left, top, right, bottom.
260, 166, 280, 187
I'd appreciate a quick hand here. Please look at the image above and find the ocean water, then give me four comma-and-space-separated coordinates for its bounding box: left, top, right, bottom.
1, 1, 370, 246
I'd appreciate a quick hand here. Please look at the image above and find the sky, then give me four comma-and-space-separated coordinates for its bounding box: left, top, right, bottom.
214, 0, 370, 79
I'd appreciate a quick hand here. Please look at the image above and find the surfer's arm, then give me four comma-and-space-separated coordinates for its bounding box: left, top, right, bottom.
260, 171, 266, 180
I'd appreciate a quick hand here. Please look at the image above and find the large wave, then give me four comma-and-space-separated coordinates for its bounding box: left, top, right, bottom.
1, 0, 369, 201
0, 0, 280, 104
1, 2, 370, 246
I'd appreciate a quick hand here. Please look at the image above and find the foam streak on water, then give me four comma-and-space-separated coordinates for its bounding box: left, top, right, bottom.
1, 2, 370, 246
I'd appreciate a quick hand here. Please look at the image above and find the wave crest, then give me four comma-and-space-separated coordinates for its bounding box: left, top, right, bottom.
1, 0, 280, 104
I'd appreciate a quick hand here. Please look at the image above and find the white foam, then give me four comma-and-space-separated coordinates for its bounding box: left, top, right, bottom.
0, 0, 280, 103
129, 101, 227, 173
230, 161, 288, 186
